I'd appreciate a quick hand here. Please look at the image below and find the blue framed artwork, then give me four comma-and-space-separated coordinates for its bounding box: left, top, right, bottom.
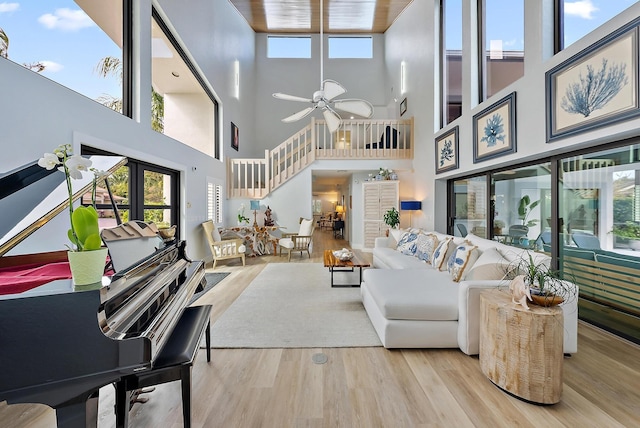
435, 126, 459, 173
546, 20, 640, 142
472, 92, 516, 163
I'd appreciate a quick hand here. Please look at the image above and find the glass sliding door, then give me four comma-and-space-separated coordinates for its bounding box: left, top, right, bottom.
560, 143, 640, 342
451, 176, 488, 238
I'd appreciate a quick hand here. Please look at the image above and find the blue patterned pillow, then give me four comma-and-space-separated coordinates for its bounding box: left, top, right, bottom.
396, 231, 419, 256
415, 233, 439, 262
447, 242, 481, 282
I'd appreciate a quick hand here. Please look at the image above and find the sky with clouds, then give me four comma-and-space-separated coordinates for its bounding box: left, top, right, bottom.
0, 1, 120, 100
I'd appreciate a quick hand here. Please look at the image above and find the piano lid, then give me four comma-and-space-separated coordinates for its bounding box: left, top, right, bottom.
0, 155, 127, 257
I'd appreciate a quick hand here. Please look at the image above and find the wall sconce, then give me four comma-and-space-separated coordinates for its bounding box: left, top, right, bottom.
250, 200, 260, 227
400, 200, 421, 227
400, 61, 406, 94
234, 60, 240, 99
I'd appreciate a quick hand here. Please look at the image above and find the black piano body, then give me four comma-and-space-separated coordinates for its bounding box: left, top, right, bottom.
0, 156, 206, 427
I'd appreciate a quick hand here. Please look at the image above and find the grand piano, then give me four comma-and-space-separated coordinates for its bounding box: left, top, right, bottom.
0, 156, 207, 427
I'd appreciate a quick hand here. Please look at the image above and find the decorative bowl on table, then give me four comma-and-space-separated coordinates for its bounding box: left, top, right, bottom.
333, 248, 354, 261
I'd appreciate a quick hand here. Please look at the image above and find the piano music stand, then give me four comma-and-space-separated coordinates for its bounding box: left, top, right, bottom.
114, 304, 212, 428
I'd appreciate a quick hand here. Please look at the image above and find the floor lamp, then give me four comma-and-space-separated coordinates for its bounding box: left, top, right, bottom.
400, 201, 421, 228
250, 200, 260, 227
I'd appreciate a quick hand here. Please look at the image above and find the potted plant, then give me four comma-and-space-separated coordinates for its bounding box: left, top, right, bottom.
38, 144, 109, 285
237, 203, 250, 225
518, 195, 540, 227
611, 222, 640, 250
509, 253, 577, 307
383, 207, 400, 235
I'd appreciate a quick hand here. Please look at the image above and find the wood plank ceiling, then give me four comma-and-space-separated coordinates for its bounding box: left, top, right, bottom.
228, 0, 413, 34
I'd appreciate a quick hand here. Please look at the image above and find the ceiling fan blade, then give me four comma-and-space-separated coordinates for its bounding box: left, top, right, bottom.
333, 99, 374, 118
282, 106, 316, 123
273, 92, 313, 103
322, 79, 346, 101
322, 107, 342, 133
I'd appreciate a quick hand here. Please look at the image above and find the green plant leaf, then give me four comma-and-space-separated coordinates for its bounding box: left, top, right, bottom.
72, 206, 100, 251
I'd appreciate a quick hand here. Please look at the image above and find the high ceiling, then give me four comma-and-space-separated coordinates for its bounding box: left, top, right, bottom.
228, 0, 413, 34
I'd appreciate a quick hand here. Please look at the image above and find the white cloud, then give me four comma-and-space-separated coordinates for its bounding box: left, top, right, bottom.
564, 0, 599, 19
503, 39, 518, 48
40, 60, 64, 72
38, 8, 95, 31
0, 2, 20, 13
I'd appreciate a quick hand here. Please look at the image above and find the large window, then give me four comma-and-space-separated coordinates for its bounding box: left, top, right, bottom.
441, 0, 463, 126
447, 139, 640, 344
478, 0, 524, 101
328, 37, 372, 58
152, 10, 219, 159
81, 146, 179, 234
451, 175, 488, 238
267, 36, 312, 58
556, 0, 640, 51
0, 0, 128, 113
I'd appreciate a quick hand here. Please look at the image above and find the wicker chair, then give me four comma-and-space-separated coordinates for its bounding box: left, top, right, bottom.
278, 218, 315, 261
202, 220, 246, 269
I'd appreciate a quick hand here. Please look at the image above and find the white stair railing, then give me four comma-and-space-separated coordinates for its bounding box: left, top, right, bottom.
227, 117, 413, 198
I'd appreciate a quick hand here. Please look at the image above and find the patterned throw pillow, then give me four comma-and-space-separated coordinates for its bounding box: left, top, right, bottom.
415, 233, 439, 262
447, 242, 481, 282
432, 237, 454, 270
396, 231, 420, 256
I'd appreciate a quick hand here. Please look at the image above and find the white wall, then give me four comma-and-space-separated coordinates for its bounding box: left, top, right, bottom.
254, 33, 388, 155
385, 0, 640, 233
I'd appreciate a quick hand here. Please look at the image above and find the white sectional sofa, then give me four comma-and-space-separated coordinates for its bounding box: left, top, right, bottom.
361, 230, 578, 355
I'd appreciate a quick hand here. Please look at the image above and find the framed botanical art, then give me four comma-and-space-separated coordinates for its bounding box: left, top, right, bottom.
472, 91, 516, 163
435, 126, 459, 173
231, 122, 239, 151
546, 21, 640, 142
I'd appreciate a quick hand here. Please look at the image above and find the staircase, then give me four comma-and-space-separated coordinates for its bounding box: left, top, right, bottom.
227, 117, 413, 199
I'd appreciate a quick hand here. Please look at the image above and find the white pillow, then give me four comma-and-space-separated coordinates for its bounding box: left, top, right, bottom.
298, 218, 313, 236
432, 237, 455, 271
447, 242, 481, 282
211, 224, 222, 242
465, 247, 511, 281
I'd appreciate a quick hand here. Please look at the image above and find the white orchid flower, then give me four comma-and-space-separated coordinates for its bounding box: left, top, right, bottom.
91, 168, 110, 180
65, 155, 92, 179
38, 153, 61, 170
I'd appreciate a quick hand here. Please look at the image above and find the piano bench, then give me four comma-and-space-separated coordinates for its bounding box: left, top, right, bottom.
115, 304, 213, 428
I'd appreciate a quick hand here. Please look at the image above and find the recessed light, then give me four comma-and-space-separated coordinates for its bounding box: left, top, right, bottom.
171, 71, 180, 77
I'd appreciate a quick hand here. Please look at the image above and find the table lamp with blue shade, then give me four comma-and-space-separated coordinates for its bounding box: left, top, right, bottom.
250, 200, 260, 227
400, 200, 421, 228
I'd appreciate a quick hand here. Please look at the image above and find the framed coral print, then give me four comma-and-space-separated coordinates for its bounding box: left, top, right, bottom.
435, 126, 459, 173
546, 20, 640, 142
231, 122, 239, 151
472, 92, 516, 163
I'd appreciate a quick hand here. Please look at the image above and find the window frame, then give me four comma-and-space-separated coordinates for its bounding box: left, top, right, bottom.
267, 35, 313, 58
327, 36, 373, 59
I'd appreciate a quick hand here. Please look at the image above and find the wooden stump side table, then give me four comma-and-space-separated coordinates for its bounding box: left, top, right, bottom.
479, 290, 564, 404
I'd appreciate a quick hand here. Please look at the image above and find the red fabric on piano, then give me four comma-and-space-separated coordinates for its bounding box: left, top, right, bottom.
0, 262, 72, 295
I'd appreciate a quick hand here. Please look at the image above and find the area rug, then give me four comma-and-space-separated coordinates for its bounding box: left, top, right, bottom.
209, 263, 382, 348
190, 272, 230, 303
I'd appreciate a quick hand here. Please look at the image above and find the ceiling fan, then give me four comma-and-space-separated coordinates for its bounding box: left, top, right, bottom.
272, 0, 374, 133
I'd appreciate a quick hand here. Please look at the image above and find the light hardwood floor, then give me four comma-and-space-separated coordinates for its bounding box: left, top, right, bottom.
2, 228, 640, 427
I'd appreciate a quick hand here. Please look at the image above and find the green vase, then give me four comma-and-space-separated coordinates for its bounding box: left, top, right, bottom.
67, 248, 108, 285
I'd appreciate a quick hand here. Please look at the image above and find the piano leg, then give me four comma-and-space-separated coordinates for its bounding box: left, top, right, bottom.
114, 381, 130, 428
180, 365, 192, 428
55, 392, 99, 428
